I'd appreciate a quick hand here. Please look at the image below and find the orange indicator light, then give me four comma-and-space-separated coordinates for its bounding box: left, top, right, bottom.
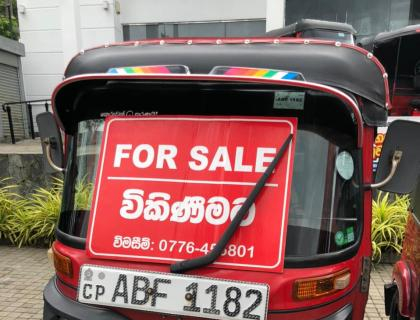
52, 245, 73, 278
294, 269, 350, 300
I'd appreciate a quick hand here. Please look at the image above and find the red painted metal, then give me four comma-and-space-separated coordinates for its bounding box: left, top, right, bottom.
53, 241, 364, 319
51, 73, 364, 147
392, 260, 412, 317
390, 95, 417, 116
393, 214, 420, 317
50, 123, 376, 320
48, 52, 383, 319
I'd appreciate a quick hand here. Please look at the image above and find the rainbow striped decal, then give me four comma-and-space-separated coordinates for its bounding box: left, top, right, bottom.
107, 65, 190, 74
210, 66, 305, 81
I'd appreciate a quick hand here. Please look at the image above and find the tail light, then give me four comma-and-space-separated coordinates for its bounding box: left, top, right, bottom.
52, 245, 73, 278
293, 269, 351, 300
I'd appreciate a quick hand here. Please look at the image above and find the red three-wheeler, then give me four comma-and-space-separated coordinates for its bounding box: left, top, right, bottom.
36, 37, 420, 320
359, 25, 420, 319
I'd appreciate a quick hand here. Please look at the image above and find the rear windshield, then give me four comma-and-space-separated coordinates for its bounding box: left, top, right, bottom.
301, 29, 354, 44
58, 86, 362, 264
59, 124, 361, 259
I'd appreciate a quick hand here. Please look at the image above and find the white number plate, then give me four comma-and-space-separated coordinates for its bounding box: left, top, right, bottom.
78, 265, 269, 320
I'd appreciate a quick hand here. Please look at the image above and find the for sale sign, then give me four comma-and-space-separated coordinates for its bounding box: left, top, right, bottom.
87, 116, 297, 273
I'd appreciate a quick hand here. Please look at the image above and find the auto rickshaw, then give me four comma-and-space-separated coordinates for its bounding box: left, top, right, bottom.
359, 24, 420, 117
384, 176, 420, 320
266, 19, 357, 44
36, 37, 420, 320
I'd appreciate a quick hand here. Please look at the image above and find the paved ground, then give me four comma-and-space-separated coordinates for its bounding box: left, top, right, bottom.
366, 263, 393, 320
0, 245, 392, 320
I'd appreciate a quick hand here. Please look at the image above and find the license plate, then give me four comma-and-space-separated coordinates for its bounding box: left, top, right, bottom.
78, 265, 269, 320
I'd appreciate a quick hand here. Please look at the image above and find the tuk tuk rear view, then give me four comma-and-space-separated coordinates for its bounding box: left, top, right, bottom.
37, 38, 420, 320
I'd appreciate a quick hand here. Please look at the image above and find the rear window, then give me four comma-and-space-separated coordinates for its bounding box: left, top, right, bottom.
57, 85, 361, 265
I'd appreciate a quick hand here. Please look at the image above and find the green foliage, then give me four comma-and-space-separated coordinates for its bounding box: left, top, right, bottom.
0, 178, 22, 239
0, 15, 18, 40
5, 178, 63, 247
372, 192, 410, 263
75, 178, 94, 210
0, 177, 94, 247
0, 0, 19, 40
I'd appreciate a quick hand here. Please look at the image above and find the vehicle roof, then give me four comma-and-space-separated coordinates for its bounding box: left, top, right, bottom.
359, 24, 420, 49
266, 19, 357, 37
63, 38, 386, 110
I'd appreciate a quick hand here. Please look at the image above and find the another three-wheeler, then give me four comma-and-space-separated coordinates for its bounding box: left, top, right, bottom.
359, 24, 420, 117
37, 37, 420, 320
384, 162, 420, 320
266, 19, 357, 44
360, 26, 420, 319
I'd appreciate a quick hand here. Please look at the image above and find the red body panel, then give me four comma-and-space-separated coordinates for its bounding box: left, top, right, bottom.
54, 241, 365, 319
51, 125, 375, 320
393, 214, 420, 317
390, 95, 419, 116
49, 66, 378, 319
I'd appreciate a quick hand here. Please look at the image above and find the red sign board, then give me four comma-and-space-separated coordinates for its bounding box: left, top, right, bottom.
87, 116, 297, 273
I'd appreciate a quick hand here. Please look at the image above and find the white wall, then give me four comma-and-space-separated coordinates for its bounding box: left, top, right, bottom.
266, 0, 285, 32
119, 0, 266, 24
17, 0, 121, 106
17, 0, 275, 108
18, 0, 62, 103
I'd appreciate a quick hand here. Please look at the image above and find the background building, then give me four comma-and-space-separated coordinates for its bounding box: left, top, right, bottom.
0, 34, 25, 142
15, 0, 420, 131
16, 0, 268, 127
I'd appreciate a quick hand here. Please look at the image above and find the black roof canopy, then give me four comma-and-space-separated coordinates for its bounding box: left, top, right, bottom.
57, 39, 388, 128
373, 24, 420, 46
266, 19, 357, 38
359, 24, 420, 51
65, 39, 385, 104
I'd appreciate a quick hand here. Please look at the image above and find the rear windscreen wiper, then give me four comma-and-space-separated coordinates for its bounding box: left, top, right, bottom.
170, 133, 294, 273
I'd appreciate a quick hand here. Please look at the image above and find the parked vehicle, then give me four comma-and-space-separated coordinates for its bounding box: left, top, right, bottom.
266, 19, 357, 44
359, 26, 420, 319
37, 37, 420, 320
384, 173, 420, 320
359, 24, 420, 117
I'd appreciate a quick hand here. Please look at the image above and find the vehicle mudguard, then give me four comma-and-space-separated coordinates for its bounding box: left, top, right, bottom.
392, 260, 413, 317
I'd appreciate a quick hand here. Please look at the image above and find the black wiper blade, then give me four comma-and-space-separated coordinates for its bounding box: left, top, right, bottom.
170, 133, 294, 273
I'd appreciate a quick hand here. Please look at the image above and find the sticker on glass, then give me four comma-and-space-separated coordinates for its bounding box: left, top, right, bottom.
336, 151, 354, 180
335, 226, 355, 247
335, 231, 346, 246
273, 91, 305, 110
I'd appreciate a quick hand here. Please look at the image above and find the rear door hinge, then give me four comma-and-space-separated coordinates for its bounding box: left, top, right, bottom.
360, 256, 371, 293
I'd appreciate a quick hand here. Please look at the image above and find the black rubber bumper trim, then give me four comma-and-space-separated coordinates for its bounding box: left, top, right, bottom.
56, 228, 86, 250
43, 277, 129, 320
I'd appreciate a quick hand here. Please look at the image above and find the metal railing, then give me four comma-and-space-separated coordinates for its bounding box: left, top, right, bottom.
1, 99, 51, 144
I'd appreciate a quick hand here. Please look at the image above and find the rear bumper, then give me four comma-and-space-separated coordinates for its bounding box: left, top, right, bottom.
43, 276, 352, 320
43, 277, 128, 320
